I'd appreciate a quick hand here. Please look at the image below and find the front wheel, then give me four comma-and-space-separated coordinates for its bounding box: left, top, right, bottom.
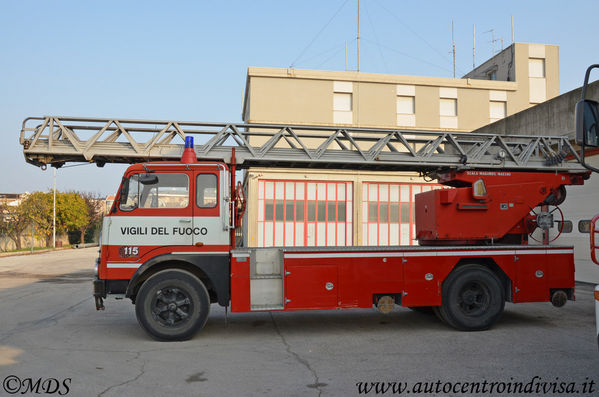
135, 269, 210, 341
439, 264, 505, 331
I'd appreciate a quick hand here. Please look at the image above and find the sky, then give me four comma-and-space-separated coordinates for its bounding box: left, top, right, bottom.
1, 0, 598, 197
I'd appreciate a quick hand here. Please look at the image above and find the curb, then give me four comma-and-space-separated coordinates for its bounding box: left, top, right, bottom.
0, 244, 98, 258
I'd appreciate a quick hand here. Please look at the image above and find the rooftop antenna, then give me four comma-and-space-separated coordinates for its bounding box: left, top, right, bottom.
452, 20, 456, 78
472, 24, 476, 69
357, 0, 360, 72
511, 15, 515, 43
485, 29, 496, 55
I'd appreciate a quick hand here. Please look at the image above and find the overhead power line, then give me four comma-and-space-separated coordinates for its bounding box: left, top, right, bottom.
373, 0, 467, 76
289, 0, 351, 68
360, 38, 453, 74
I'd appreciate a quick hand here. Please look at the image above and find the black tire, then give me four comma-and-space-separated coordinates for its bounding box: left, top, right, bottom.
135, 269, 210, 341
408, 306, 435, 315
438, 264, 505, 331
432, 306, 448, 324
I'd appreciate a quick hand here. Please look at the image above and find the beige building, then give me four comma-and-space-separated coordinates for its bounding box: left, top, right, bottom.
241, 42, 560, 248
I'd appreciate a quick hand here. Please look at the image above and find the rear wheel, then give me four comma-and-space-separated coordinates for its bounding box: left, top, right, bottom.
439, 265, 505, 331
135, 269, 210, 341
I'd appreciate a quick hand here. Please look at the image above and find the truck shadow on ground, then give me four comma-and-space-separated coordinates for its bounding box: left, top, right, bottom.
37, 269, 94, 284
195, 305, 557, 339
87, 301, 563, 342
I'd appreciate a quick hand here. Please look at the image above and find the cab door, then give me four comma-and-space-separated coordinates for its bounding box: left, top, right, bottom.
107, 170, 194, 264
193, 166, 230, 248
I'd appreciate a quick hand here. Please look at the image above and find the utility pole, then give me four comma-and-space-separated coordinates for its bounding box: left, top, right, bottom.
53, 167, 56, 249
30, 221, 34, 253
357, 0, 360, 72
511, 15, 515, 43
473, 24, 476, 69
452, 20, 456, 78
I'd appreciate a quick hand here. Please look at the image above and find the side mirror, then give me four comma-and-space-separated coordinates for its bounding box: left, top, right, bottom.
119, 178, 129, 202
139, 173, 158, 185
575, 99, 599, 148
575, 64, 599, 174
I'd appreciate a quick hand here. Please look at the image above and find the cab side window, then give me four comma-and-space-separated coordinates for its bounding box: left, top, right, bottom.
140, 173, 189, 208
197, 174, 218, 208
120, 173, 189, 210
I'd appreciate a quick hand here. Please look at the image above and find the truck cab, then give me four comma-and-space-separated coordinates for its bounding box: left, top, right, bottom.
94, 141, 236, 339
102, 160, 231, 262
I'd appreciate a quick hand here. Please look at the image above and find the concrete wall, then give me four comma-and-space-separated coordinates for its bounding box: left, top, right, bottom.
473, 80, 599, 138
0, 234, 69, 252
464, 45, 516, 81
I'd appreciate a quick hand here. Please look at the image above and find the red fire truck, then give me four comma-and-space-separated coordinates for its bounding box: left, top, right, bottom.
19, 96, 598, 340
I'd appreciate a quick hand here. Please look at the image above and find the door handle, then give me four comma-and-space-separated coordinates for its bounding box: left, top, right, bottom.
179, 219, 191, 223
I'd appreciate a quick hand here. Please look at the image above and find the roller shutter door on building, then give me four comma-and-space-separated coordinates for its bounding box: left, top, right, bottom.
362, 182, 439, 246
257, 180, 353, 247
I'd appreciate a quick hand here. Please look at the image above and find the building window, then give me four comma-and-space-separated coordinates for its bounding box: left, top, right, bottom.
488, 70, 497, 80
258, 180, 353, 247
396, 96, 415, 127
529, 58, 546, 104
334, 93, 352, 111
362, 182, 441, 246
440, 98, 457, 117
489, 101, 507, 122
397, 96, 414, 114
396, 85, 416, 127
529, 58, 545, 78
333, 81, 353, 124
196, 174, 218, 208
439, 87, 458, 129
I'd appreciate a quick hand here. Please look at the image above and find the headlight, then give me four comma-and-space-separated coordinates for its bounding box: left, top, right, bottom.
94, 257, 100, 278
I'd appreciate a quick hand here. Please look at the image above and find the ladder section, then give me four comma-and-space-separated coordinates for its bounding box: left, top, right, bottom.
20, 115, 586, 172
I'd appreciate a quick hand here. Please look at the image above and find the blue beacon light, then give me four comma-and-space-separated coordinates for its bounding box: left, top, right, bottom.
185, 136, 194, 148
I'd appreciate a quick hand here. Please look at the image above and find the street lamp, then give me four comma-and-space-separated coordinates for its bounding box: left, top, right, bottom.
53, 167, 56, 248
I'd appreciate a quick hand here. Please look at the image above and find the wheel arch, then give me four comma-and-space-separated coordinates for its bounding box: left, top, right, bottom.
126, 253, 230, 306
451, 257, 513, 302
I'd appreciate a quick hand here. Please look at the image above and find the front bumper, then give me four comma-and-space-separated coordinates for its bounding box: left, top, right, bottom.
93, 276, 129, 310
93, 256, 105, 310
93, 279, 106, 310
